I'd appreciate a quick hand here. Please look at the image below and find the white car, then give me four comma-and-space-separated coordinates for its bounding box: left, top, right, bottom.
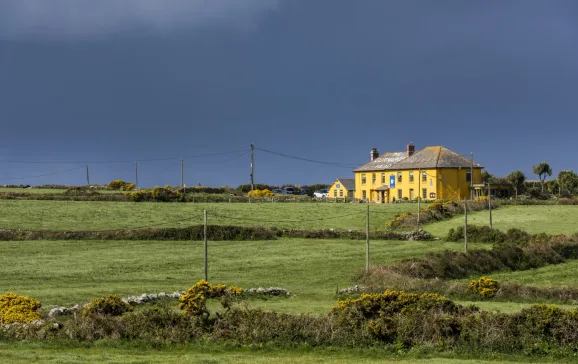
313, 189, 329, 198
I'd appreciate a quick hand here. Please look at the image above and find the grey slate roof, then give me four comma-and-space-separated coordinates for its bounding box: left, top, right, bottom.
353, 146, 483, 172
336, 178, 355, 191
353, 152, 408, 172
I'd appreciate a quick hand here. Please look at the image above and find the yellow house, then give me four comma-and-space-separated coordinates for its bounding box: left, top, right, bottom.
353, 143, 483, 203
328, 178, 355, 199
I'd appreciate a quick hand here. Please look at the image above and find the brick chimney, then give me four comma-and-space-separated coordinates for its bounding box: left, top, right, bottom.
407, 143, 415, 157
370, 148, 379, 161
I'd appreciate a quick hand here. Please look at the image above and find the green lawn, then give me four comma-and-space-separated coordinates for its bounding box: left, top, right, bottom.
0, 342, 555, 364
424, 205, 578, 237
0, 187, 70, 194
0, 238, 484, 312
0, 200, 415, 231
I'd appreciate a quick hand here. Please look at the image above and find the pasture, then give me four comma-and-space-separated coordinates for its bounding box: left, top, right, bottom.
0, 199, 417, 231
424, 205, 578, 237
0, 238, 483, 312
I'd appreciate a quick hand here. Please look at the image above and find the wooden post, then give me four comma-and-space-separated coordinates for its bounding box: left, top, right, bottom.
464, 199, 468, 252
204, 210, 208, 281
135, 161, 139, 190
250, 144, 254, 203
181, 157, 184, 193
488, 183, 493, 230
366, 205, 370, 274
417, 168, 421, 230
86, 165, 89, 187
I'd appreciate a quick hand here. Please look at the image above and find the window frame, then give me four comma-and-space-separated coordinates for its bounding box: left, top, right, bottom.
372, 173, 376, 184
361, 174, 366, 185
409, 171, 414, 183
397, 189, 402, 199
397, 172, 402, 183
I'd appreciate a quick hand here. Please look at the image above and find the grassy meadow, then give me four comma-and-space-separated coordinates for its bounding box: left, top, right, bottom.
0, 199, 416, 231
424, 205, 578, 237
0, 238, 486, 312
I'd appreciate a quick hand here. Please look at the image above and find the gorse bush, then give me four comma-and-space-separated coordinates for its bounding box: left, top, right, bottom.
0, 292, 41, 324
107, 179, 129, 190
179, 280, 243, 317
82, 295, 133, 317
446, 226, 549, 245
247, 189, 274, 198
127, 187, 184, 202
467, 277, 499, 298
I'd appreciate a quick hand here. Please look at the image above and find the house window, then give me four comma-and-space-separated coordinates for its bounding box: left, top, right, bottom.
410, 188, 414, 200
422, 188, 427, 199
381, 173, 386, 184
336, 183, 341, 188
409, 172, 414, 183
372, 173, 376, 184
377, 193, 380, 201
361, 174, 366, 185
333, 189, 337, 197
362, 190, 367, 200
339, 190, 343, 197
398, 189, 402, 200
397, 172, 402, 183
430, 192, 436, 199
466, 171, 472, 182
422, 172, 427, 182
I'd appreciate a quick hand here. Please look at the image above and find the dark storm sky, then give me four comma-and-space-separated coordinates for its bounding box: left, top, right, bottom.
1, 0, 577, 187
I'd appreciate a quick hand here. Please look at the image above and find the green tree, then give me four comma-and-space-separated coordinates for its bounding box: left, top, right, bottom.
506, 170, 526, 199
532, 162, 552, 193
558, 170, 578, 196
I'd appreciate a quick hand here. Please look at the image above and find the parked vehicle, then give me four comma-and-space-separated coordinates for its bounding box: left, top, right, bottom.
313, 189, 329, 198
300, 188, 309, 195
283, 187, 296, 195
272, 188, 284, 194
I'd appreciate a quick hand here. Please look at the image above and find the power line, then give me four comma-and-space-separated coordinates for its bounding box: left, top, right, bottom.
255, 147, 359, 168
0, 166, 85, 181
0, 149, 250, 165
209, 211, 363, 224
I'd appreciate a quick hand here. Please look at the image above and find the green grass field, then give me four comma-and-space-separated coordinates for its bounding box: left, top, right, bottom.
424, 205, 578, 237
0, 342, 555, 364
0, 200, 416, 231
0, 238, 484, 312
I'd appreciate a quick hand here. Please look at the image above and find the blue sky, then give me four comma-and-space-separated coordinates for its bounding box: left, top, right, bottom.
1, 0, 577, 187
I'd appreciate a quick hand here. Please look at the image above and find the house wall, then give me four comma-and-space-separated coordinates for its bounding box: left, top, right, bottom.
328, 179, 353, 199
354, 168, 482, 202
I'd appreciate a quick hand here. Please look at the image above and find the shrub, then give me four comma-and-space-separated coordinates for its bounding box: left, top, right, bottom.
179, 280, 243, 317
467, 277, 499, 298
121, 183, 135, 191
247, 189, 274, 198
127, 187, 184, 202
107, 179, 128, 190
0, 292, 42, 324
82, 295, 133, 317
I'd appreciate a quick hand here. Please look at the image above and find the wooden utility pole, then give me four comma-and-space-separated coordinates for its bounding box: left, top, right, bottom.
464, 199, 468, 252
250, 144, 255, 202
204, 210, 208, 281
488, 183, 493, 230
470, 153, 474, 200
135, 161, 139, 190
86, 165, 90, 187
366, 205, 370, 274
181, 157, 184, 193
417, 168, 421, 230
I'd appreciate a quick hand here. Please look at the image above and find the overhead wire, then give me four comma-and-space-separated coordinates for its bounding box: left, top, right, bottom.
255, 147, 359, 169
0, 166, 85, 181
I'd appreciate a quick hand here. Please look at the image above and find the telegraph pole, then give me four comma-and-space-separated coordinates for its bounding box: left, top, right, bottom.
86, 165, 90, 187
470, 153, 474, 200
181, 157, 184, 193
464, 199, 468, 252
204, 210, 208, 281
250, 144, 255, 202
488, 183, 493, 230
417, 168, 421, 230
366, 205, 370, 274
135, 161, 139, 190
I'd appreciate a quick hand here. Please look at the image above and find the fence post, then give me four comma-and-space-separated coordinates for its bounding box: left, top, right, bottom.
204, 210, 208, 281
366, 205, 370, 274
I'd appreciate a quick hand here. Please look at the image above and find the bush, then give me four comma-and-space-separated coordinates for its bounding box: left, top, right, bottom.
83, 295, 133, 317
247, 189, 274, 198
107, 179, 129, 190
179, 280, 243, 317
127, 187, 184, 202
467, 277, 499, 298
0, 292, 42, 324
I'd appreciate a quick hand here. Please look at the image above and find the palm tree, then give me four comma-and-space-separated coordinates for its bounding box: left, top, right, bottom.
532, 162, 552, 193
506, 170, 526, 199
